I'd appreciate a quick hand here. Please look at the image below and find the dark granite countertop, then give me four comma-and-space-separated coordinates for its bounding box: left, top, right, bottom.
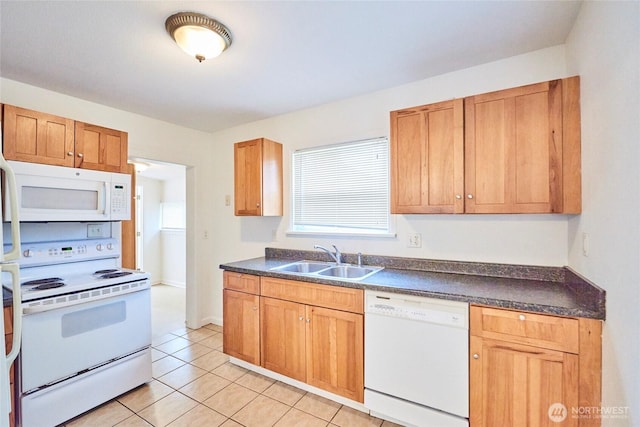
220, 248, 606, 320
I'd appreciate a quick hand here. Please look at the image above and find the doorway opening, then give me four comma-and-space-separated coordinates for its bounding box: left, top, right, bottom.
129, 158, 187, 337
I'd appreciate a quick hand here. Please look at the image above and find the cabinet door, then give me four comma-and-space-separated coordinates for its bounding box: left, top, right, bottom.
234, 139, 263, 216
2, 104, 75, 167
465, 81, 565, 213
222, 289, 260, 365
75, 122, 128, 172
470, 336, 579, 427
391, 99, 464, 213
306, 306, 364, 402
260, 297, 306, 381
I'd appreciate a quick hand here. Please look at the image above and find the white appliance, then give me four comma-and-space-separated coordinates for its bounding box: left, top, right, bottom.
0, 138, 23, 427
3, 238, 151, 427
364, 290, 469, 427
5, 160, 131, 222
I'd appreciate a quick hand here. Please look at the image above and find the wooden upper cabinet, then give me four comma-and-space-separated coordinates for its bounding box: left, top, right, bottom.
234, 138, 283, 216
390, 77, 581, 214
391, 99, 464, 214
75, 122, 129, 173
465, 77, 581, 214
2, 104, 75, 167
2, 104, 130, 173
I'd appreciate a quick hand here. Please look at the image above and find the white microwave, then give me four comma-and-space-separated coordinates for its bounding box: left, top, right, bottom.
4, 161, 131, 222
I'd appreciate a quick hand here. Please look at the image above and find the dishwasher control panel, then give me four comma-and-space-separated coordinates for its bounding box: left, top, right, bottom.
365, 290, 468, 329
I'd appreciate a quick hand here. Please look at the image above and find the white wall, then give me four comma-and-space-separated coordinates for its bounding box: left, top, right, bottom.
137, 176, 162, 285
0, 79, 213, 328
208, 45, 572, 321
160, 173, 186, 287
565, 2, 640, 425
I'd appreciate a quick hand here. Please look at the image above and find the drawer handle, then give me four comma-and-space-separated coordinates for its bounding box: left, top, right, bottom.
519, 314, 526, 321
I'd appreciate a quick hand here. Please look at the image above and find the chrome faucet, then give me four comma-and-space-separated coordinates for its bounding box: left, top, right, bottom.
314, 244, 342, 264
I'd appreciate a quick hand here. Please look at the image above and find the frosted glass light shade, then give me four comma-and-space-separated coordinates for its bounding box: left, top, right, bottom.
166, 12, 232, 62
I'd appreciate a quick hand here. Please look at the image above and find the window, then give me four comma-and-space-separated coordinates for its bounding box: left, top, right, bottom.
161, 202, 185, 229
291, 137, 390, 235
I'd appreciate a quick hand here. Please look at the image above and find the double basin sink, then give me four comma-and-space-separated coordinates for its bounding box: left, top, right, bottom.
270, 260, 383, 281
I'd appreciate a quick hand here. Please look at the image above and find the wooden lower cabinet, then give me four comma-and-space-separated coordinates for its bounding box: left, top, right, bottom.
306, 305, 363, 402
4, 306, 15, 427
222, 289, 260, 365
222, 273, 365, 403
470, 305, 602, 427
470, 336, 579, 427
260, 297, 306, 381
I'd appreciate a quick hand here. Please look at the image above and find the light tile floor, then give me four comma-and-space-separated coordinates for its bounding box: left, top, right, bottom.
62, 323, 404, 427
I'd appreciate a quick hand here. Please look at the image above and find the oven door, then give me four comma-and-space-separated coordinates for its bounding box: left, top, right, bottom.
20, 288, 150, 393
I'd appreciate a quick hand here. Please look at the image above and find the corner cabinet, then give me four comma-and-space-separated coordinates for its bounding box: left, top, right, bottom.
470, 306, 602, 427
390, 76, 581, 214
233, 138, 283, 216
2, 104, 129, 173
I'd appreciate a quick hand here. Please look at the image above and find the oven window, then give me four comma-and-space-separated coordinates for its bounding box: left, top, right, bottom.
61, 301, 126, 337
23, 186, 99, 210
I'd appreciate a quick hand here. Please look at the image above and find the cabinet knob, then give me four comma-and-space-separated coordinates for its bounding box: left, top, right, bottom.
67, 151, 74, 156
77, 153, 84, 158
467, 194, 473, 199
306, 318, 311, 323
253, 307, 257, 311
473, 353, 479, 359
256, 203, 260, 208
299, 316, 304, 321
455, 194, 462, 200
519, 314, 526, 321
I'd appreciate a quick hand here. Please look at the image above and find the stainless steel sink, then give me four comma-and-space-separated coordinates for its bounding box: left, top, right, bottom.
316, 265, 383, 280
270, 261, 333, 273
270, 261, 383, 281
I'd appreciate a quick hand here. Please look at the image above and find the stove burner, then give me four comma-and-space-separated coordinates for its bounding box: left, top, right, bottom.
23, 277, 66, 291
99, 271, 133, 279
33, 282, 65, 290
94, 269, 119, 275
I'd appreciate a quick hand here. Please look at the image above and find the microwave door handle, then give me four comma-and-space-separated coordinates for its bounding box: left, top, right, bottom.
103, 181, 110, 218
4, 263, 21, 366
0, 155, 21, 261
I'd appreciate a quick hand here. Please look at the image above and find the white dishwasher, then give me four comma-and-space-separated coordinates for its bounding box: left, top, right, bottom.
364, 290, 469, 427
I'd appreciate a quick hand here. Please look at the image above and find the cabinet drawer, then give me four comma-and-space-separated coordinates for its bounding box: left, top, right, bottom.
261, 277, 363, 314
470, 306, 579, 353
223, 271, 260, 294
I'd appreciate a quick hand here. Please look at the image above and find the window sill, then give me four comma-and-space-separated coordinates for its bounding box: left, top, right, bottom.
286, 229, 396, 239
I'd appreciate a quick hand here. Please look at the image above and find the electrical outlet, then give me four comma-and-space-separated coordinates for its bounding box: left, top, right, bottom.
224, 195, 231, 206
407, 233, 422, 248
87, 224, 104, 238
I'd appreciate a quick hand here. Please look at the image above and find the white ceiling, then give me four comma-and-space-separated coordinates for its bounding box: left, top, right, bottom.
0, 1, 582, 134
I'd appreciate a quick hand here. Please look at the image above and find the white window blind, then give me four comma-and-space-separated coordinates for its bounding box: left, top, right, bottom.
292, 137, 389, 234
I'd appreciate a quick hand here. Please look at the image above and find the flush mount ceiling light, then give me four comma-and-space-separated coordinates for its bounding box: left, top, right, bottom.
165, 12, 232, 62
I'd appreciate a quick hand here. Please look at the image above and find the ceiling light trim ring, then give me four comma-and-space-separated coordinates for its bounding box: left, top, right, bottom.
165, 12, 232, 62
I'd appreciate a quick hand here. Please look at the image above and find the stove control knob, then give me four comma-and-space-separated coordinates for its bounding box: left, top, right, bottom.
107, 243, 114, 250
23, 249, 33, 257
96, 244, 103, 251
